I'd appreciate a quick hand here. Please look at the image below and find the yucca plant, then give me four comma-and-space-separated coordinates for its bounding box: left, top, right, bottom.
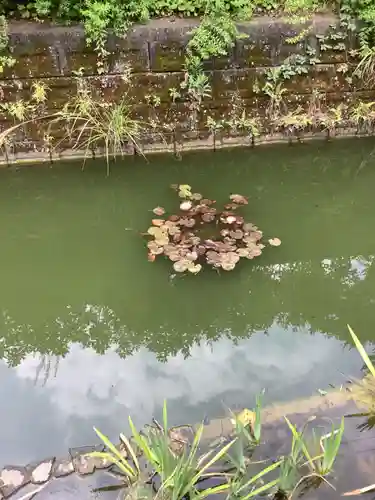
347, 325, 375, 419
343, 326, 375, 496
88, 427, 140, 483
55, 88, 144, 175
284, 416, 343, 480
129, 401, 235, 500
229, 459, 282, 500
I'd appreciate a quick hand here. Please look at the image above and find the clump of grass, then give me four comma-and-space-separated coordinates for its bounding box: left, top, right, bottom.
279, 416, 344, 497
55, 86, 144, 175
354, 45, 375, 88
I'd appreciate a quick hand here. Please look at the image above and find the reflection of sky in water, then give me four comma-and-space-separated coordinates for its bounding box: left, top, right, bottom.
0, 325, 361, 467
0, 255, 373, 466
262, 255, 375, 285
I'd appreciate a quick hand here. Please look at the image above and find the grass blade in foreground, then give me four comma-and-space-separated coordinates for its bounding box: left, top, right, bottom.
348, 325, 375, 378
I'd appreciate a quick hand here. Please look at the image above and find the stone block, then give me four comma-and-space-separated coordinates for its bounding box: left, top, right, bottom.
150, 40, 185, 72
52, 459, 74, 478
0, 466, 30, 498
30, 458, 55, 484
211, 68, 258, 100
3, 54, 60, 79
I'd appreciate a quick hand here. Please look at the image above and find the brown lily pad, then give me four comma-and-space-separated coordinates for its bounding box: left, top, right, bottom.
269, 237, 281, 246
153, 206, 166, 216
230, 194, 248, 205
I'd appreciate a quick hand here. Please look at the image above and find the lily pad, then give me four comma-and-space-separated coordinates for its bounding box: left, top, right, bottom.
269, 238, 281, 247
147, 241, 164, 255
153, 207, 165, 216
222, 252, 240, 265
229, 230, 244, 240
206, 250, 221, 266
168, 226, 181, 236
180, 201, 193, 211
237, 248, 252, 258
168, 251, 182, 262
145, 185, 276, 274
152, 219, 165, 227
178, 185, 192, 199
221, 262, 236, 271
148, 227, 167, 239
155, 237, 169, 246
173, 260, 189, 272
191, 193, 203, 201
202, 213, 215, 223
243, 223, 258, 232
179, 217, 195, 228
186, 251, 198, 261
223, 216, 237, 224
188, 263, 202, 274
230, 194, 248, 205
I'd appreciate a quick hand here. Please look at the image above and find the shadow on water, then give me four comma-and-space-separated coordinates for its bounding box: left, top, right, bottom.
2, 139, 375, 494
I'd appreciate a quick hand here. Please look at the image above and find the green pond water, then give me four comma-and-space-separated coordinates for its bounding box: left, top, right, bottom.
1, 139, 375, 468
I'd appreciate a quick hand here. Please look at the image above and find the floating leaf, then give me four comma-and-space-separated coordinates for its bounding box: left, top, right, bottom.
173, 259, 190, 272
226, 216, 237, 224
230, 194, 248, 205
148, 253, 156, 262
148, 227, 167, 239
249, 247, 262, 258
202, 213, 215, 223
188, 263, 202, 274
152, 219, 165, 227
243, 223, 258, 232
168, 251, 182, 262
147, 241, 164, 255
178, 184, 192, 199
223, 252, 240, 265
180, 201, 193, 211
179, 217, 195, 227
230, 230, 244, 240
168, 215, 180, 222
221, 261, 236, 271
168, 226, 181, 236
237, 248, 251, 258
186, 251, 198, 261
206, 250, 221, 266
155, 237, 169, 246
225, 203, 238, 210
153, 206, 165, 216
220, 229, 230, 237
269, 237, 281, 247
191, 193, 203, 201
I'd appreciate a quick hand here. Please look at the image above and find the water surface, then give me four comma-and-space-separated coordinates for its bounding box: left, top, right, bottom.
1, 139, 375, 466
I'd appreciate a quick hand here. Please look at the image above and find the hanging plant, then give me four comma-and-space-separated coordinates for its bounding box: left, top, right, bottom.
144, 185, 281, 274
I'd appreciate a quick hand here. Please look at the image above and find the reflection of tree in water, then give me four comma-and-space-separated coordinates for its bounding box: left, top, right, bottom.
1, 254, 375, 368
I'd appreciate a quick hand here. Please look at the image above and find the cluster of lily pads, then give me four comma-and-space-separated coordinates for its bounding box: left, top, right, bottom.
145, 184, 281, 274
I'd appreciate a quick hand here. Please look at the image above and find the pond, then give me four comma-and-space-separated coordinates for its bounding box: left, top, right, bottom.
1, 139, 375, 474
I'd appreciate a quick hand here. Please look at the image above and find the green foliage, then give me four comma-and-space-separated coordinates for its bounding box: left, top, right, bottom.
89, 427, 140, 481
54, 83, 143, 175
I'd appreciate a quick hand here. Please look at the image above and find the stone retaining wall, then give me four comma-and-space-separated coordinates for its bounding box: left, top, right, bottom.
1, 14, 374, 163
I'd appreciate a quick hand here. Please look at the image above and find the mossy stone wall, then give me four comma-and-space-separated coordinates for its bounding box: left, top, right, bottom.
1, 15, 374, 160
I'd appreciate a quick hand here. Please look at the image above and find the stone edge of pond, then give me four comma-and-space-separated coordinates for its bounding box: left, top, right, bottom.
0, 389, 355, 499
0, 128, 365, 169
